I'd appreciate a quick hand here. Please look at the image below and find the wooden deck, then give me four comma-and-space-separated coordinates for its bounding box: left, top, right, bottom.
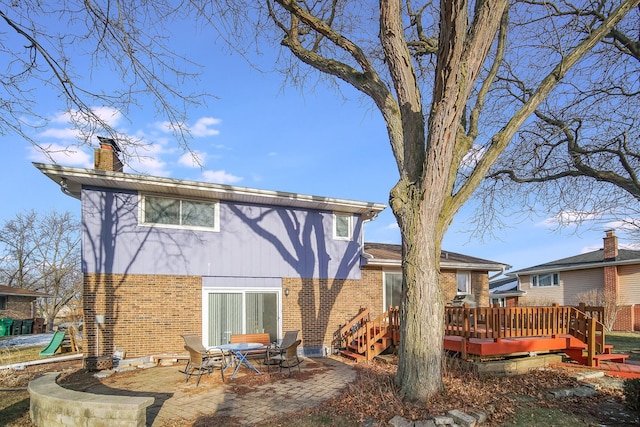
336, 304, 629, 367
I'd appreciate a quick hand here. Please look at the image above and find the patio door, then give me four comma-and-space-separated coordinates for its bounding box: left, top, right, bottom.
206, 291, 279, 347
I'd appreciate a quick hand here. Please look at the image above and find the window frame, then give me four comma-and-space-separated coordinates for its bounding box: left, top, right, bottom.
531, 273, 560, 287
333, 212, 353, 241
139, 194, 220, 232
456, 271, 471, 295
383, 271, 402, 310
0, 295, 6, 310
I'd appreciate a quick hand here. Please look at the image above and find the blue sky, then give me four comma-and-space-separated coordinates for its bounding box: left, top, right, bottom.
0, 15, 632, 275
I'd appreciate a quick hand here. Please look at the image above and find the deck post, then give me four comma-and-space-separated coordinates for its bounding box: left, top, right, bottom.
587, 317, 596, 367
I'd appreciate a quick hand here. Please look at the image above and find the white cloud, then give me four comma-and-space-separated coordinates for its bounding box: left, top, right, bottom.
537, 211, 599, 227
178, 151, 207, 168
155, 116, 221, 138
39, 127, 80, 140
128, 155, 170, 177
385, 222, 399, 230
461, 144, 486, 169
201, 170, 243, 184
27, 144, 92, 168
191, 117, 221, 137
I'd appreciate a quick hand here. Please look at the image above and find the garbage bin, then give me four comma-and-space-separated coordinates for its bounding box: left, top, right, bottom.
0, 318, 12, 336
11, 319, 22, 335
33, 317, 45, 333
21, 319, 34, 334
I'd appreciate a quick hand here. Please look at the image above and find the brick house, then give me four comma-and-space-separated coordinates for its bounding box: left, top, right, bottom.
35, 142, 508, 359
509, 230, 640, 331
0, 285, 51, 320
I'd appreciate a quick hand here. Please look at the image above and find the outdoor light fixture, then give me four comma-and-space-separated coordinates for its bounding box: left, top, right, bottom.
285, 288, 290, 297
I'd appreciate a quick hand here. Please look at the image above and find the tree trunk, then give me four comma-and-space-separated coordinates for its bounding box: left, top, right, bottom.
392, 182, 445, 400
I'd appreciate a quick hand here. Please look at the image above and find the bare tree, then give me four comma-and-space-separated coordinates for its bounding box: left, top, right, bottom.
0, 1, 206, 161
0, 211, 81, 330
474, 2, 640, 237
193, 0, 640, 401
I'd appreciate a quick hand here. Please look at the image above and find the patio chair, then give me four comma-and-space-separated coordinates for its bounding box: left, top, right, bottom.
184, 345, 226, 386
268, 339, 302, 376
264, 330, 299, 365
181, 334, 230, 372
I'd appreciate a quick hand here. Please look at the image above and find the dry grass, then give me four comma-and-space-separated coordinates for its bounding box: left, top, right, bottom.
0, 346, 43, 367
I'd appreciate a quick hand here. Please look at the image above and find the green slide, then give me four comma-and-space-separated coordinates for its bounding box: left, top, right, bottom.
39, 330, 67, 356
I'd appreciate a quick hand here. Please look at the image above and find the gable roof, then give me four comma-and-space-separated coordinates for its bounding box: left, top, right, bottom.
0, 285, 51, 298
508, 248, 640, 276
363, 242, 509, 271
34, 163, 386, 219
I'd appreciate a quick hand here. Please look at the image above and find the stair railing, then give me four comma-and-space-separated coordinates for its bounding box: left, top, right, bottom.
335, 307, 370, 350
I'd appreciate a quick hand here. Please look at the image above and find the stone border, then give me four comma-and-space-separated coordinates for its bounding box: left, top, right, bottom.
28, 372, 154, 427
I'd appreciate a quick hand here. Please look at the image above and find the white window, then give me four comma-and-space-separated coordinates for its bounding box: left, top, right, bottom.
457, 271, 471, 295
384, 272, 402, 310
531, 273, 560, 287
204, 290, 280, 347
140, 195, 219, 231
333, 213, 353, 240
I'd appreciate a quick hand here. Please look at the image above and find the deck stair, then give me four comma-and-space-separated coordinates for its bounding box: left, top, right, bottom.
336, 307, 399, 362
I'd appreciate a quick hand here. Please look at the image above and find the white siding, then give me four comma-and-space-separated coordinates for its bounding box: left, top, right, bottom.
619, 264, 640, 304
520, 268, 603, 306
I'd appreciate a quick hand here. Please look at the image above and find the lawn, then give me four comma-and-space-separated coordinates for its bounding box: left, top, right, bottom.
606, 331, 640, 362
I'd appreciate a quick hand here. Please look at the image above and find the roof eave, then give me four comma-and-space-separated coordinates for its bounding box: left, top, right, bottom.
34, 163, 387, 216
364, 259, 508, 271
508, 258, 640, 276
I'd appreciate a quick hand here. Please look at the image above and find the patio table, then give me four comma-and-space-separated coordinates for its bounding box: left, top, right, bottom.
214, 342, 265, 379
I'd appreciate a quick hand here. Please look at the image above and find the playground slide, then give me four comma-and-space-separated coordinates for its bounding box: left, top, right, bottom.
39, 330, 67, 356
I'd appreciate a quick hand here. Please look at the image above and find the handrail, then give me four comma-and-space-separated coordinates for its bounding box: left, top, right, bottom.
335, 307, 370, 349
444, 305, 573, 339
443, 304, 607, 364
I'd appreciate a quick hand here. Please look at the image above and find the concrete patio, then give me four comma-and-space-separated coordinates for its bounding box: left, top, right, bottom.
61, 356, 357, 426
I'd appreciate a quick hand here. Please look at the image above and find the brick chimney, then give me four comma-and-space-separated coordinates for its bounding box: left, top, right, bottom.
94, 136, 123, 172
603, 229, 618, 261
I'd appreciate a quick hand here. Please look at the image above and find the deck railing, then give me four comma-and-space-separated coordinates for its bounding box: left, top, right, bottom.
444, 303, 606, 362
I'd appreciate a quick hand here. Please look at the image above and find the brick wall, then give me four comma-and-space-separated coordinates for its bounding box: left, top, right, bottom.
282, 268, 383, 352
612, 304, 634, 331
634, 305, 640, 331
0, 296, 34, 319
440, 270, 489, 306
84, 273, 201, 358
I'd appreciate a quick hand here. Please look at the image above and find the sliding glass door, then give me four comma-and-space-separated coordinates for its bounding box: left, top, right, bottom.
206, 290, 279, 346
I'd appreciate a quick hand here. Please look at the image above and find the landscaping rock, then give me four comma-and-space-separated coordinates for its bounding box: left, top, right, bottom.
413, 419, 437, 427
447, 409, 476, 427
433, 416, 454, 425
389, 415, 414, 427
468, 409, 487, 424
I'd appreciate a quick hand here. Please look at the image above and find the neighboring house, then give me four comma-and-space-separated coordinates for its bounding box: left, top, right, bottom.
35, 141, 509, 359
0, 285, 51, 319
508, 230, 640, 331
489, 276, 525, 307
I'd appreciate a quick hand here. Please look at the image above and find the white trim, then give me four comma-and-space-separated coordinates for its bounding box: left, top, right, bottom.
333, 212, 353, 241
139, 193, 220, 232
201, 286, 282, 348
382, 270, 402, 311
456, 271, 471, 295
